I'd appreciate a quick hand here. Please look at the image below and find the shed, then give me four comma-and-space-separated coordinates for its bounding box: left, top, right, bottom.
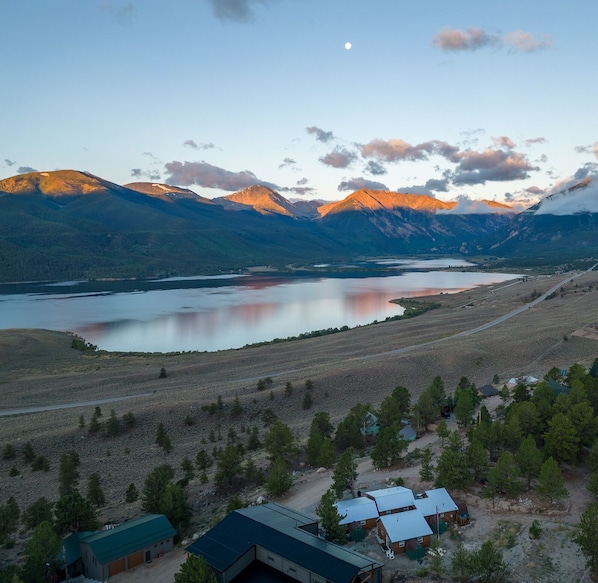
399, 424, 417, 442
335, 497, 379, 530
366, 486, 416, 515
75, 514, 176, 581
378, 511, 433, 555
478, 384, 498, 398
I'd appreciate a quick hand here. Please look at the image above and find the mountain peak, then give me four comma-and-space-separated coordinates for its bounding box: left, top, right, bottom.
215, 185, 297, 217
0, 169, 123, 197
123, 182, 214, 204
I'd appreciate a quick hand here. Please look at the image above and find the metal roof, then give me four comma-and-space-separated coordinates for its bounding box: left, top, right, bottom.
335, 497, 378, 525
79, 514, 176, 564
366, 486, 415, 513
379, 510, 432, 543
186, 503, 382, 583
414, 488, 458, 517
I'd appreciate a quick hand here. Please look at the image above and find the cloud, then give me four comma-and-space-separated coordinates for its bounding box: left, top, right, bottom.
18, 166, 37, 174
319, 147, 357, 168
364, 160, 387, 176
130, 168, 162, 181
164, 160, 279, 191
296, 177, 308, 185
503, 30, 552, 52
337, 177, 388, 192
452, 149, 537, 185
396, 184, 436, 196
432, 26, 498, 51
289, 185, 315, 196
425, 178, 449, 193
306, 126, 334, 143
183, 140, 214, 150
524, 137, 547, 146
492, 136, 516, 149
278, 157, 297, 170
4, 159, 16, 167
433, 26, 551, 53
206, 0, 280, 22
101, 1, 136, 24
595, 144, 598, 159
359, 138, 461, 164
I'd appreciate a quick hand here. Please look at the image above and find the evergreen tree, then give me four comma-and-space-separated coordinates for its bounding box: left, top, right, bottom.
2, 444, 16, 460
316, 489, 346, 543
435, 447, 470, 490
159, 482, 191, 534
468, 439, 489, 481
535, 457, 569, 505
0, 497, 20, 544
391, 384, 411, 418
22, 497, 54, 530
87, 472, 106, 507
332, 447, 358, 498
105, 409, 121, 437
247, 426, 261, 450
141, 465, 175, 513
23, 442, 35, 463
265, 457, 294, 497
230, 396, 243, 418
454, 389, 475, 428
436, 419, 450, 447
264, 420, 296, 464
54, 490, 100, 534
370, 426, 408, 469
573, 501, 598, 575
316, 438, 337, 468
302, 391, 313, 410
428, 375, 447, 410
125, 483, 139, 503
174, 554, 217, 583
419, 446, 434, 482
156, 422, 173, 454
214, 444, 244, 490
334, 410, 364, 451
306, 412, 334, 466
377, 395, 401, 430
515, 435, 543, 489
58, 450, 81, 497
470, 541, 509, 583
21, 521, 62, 583
488, 451, 521, 497
543, 413, 579, 464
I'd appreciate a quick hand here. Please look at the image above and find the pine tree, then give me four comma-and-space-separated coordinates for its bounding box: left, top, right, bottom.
515, 435, 543, 489
156, 422, 173, 454
174, 554, 217, 583
265, 457, 293, 497
573, 501, 598, 574
419, 446, 434, 482
316, 489, 346, 543
332, 448, 358, 498
87, 473, 106, 507
125, 483, 139, 503
535, 457, 569, 505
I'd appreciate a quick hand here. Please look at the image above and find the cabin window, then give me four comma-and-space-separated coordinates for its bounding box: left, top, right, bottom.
360, 520, 366, 526
440, 513, 445, 518
417, 537, 424, 543
399, 541, 405, 548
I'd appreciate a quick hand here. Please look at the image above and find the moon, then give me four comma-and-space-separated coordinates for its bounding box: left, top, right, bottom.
344, 42, 352, 50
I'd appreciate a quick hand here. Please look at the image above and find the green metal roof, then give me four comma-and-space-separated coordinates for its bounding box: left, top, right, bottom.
79, 514, 176, 564
186, 503, 382, 583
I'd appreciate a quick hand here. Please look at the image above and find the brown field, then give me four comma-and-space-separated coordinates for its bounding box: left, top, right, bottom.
1, 268, 597, 580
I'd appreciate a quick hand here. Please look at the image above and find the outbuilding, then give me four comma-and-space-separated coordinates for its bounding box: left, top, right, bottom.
335, 497, 379, 531
365, 486, 416, 515
377, 510, 433, 556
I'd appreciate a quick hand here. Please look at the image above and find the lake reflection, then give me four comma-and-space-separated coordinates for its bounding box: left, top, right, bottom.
0, 259, 521, 352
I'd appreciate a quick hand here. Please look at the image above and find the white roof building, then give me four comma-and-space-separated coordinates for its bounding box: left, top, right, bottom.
334, 497, 379, 526
366, 485, 416, 514
379, 510, 433, 543
414, 488, 459, 518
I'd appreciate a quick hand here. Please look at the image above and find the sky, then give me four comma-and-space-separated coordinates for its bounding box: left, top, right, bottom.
1, 0, 597, 206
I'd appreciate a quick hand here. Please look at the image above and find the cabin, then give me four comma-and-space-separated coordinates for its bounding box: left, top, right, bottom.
365, 486, 416, 515
377, 510, 433, 557
63, 514, 176, 580
335, 497, 379, 533
414, 488, 459, 532
185, 503, 383, 583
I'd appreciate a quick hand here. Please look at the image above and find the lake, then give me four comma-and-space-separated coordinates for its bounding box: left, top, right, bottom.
0, 259, 520, 353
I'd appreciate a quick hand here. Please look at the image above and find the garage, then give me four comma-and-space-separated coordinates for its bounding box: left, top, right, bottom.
108, 557, 126, 577
128, 551, 144, 569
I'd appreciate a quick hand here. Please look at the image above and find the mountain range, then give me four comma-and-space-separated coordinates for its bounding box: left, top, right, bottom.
0, 169, 596, 282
